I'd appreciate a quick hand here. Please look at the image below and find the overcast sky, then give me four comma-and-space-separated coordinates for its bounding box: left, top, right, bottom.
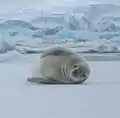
0, 0, 120, 14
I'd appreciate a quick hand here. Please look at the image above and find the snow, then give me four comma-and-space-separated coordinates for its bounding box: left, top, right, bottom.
0, 39, 119, 54
0, 53, 120, 118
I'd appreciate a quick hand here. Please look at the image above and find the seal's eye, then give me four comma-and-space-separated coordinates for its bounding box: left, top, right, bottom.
73, 65, 78, 68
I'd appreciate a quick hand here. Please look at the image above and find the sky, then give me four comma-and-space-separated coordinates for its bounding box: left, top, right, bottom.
0, 0, 120, 14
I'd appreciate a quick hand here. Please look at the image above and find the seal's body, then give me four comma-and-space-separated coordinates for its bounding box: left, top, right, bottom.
27, 47, 91, 84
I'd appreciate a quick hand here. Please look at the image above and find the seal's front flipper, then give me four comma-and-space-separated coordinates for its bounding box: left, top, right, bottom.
27, 77, 62, 84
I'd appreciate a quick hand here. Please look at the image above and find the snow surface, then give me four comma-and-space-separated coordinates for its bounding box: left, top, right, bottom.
0, 53, 120, 118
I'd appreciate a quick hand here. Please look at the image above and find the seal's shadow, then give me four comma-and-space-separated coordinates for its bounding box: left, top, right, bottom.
27, 77, 89, 85
27, 77, 120, 86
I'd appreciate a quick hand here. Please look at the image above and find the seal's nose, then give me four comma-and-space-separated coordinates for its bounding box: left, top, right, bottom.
79, 72, 86, 78
82, 73, 86, 77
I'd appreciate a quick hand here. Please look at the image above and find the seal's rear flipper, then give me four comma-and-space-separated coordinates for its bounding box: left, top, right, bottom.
27, 77, 43, 84
27, 77, 62, 84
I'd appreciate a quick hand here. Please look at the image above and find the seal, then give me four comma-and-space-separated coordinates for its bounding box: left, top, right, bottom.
27, 47, 91, 84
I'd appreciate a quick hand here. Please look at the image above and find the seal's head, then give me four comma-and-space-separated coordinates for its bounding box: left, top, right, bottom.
70, 63, 91, 84
61, 55, 91, 84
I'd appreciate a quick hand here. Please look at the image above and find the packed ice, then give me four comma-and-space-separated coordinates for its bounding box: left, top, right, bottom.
0, 4, 120, 53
